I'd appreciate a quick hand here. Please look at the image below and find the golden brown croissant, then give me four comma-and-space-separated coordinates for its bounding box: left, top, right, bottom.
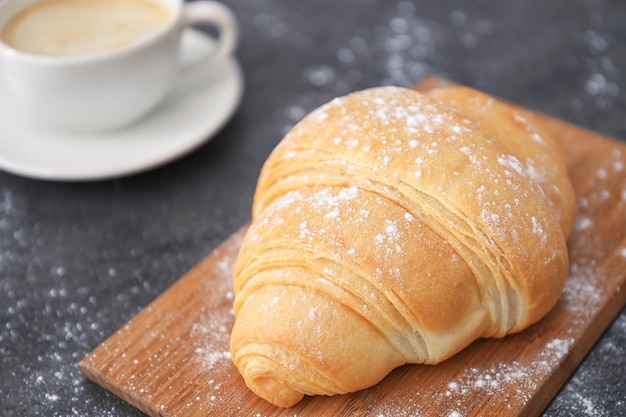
230, 85, 576, 407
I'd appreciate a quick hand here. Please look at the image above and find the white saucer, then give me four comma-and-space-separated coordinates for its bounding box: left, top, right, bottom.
0, 29, 244, 181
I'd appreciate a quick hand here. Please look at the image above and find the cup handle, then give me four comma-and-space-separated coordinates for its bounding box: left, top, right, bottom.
181, 1, 239, 64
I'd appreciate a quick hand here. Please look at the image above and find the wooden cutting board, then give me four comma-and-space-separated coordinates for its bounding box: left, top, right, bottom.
80, 77, 626, 417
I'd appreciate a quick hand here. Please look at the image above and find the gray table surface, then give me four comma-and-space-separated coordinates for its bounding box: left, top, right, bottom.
1, 0, 625, 416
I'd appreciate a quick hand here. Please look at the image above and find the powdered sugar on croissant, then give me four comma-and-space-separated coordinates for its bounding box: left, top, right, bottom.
230, 86, 575, 407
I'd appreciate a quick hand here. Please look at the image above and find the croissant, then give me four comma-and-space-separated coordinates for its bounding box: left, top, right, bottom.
230, 85, 576, 407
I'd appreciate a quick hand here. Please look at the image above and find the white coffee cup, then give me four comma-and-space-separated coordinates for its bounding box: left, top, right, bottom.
0, 0, 238, 132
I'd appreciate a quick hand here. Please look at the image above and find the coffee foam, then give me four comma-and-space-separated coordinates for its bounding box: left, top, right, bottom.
0, 0, 171, 57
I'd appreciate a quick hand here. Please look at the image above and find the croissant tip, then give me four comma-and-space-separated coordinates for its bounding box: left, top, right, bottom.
247, 375, 304, 408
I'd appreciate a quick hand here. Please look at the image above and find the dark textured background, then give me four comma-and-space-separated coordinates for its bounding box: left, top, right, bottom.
1, 0, 624, 416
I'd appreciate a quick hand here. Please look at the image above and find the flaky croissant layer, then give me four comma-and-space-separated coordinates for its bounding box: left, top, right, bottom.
230, 85, 575, 407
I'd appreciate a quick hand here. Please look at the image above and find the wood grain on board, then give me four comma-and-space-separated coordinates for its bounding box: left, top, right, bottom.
80, 77, 626, 417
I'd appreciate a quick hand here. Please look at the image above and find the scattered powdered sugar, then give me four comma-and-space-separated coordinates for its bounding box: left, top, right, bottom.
531, 216, 548, 242
459, 146, 479, 164
196, 350, 232, 370
179, 303, 245, 413
375, 220, 403, 255
306, 65, 337, 87
480, 208, 500, 225
572, 392, 603, 417
497, 154, 525, 176
574, 216, 594, 231
191, 308, 235, 371
561, 258, 605, 322
446, 362, 536, 397
312, 186, 360, 211
581, 29, 620, 111
543, 338, 573, 359
439, 337, 573, 408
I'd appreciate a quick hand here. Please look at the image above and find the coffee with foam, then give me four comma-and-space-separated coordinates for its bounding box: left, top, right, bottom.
0, 0, 171, 57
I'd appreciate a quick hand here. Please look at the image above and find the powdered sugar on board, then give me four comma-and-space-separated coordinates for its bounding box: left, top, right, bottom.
191, 307, 234, 371
426, 337, 575, 414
